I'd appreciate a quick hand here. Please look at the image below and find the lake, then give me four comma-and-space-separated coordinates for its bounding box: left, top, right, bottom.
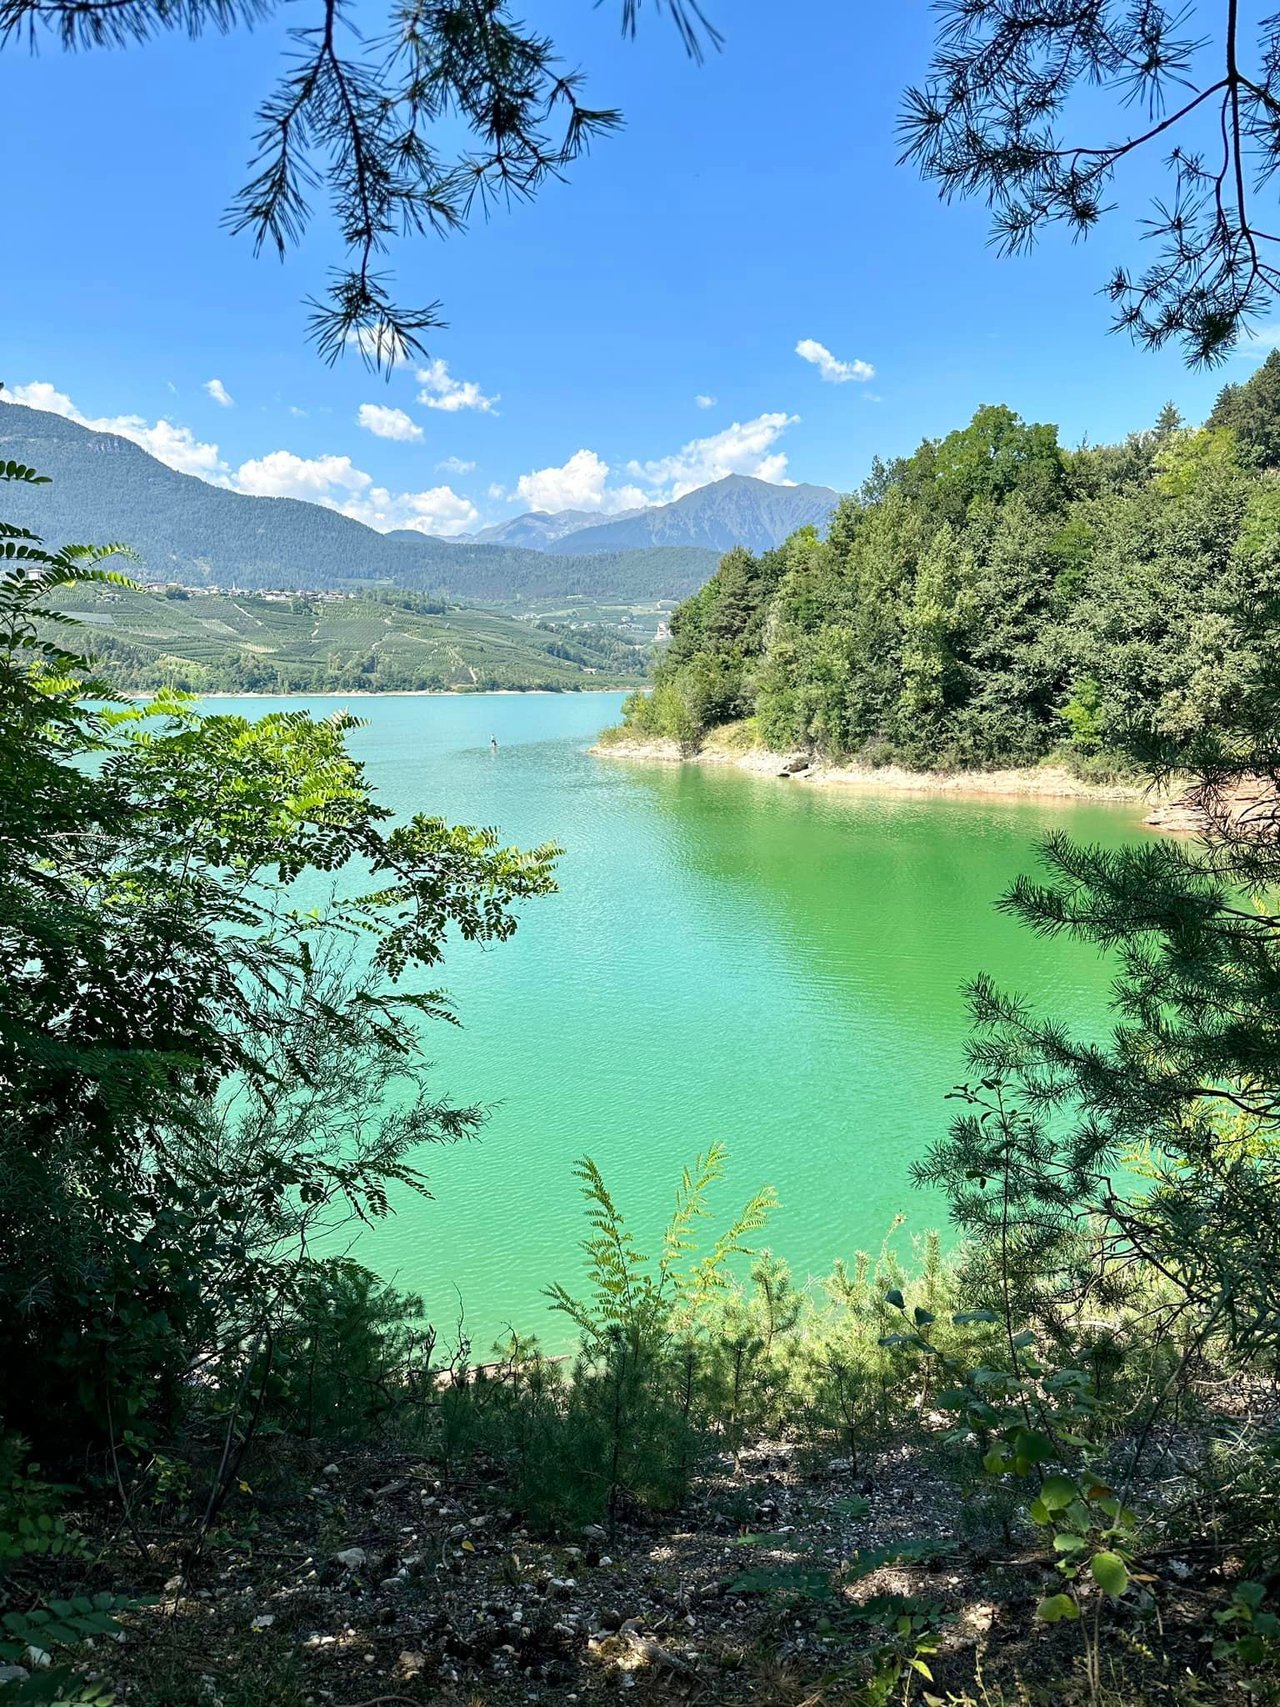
210, 692, 1143, 1349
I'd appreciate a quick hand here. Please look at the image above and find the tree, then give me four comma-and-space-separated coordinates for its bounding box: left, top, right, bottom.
1208, 347, 1280, 466
915, 422, 1280, 1365
900, 0, 1280, 362
0, 457, 559, 1451
0, 0, 714, 365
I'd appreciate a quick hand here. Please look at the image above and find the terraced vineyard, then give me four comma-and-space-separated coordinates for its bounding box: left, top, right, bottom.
53, 583, 650, 693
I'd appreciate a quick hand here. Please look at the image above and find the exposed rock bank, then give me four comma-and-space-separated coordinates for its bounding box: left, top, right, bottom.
591, 726, 1175, 819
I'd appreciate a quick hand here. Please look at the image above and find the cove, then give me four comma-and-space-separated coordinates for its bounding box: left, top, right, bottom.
207, 692, 1146, 1349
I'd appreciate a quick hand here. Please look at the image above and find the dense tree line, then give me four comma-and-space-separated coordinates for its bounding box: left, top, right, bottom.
625, 358, 1280, 776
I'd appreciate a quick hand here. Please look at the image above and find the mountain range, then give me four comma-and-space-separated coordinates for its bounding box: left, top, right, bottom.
0, 403, 841, 601
467, 476, 840, 555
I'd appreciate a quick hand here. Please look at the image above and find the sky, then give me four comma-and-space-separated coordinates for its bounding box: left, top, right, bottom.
3, 0, 1276, 537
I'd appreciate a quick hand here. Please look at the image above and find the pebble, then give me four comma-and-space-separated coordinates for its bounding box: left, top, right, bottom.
334, 1548, 366, 1570
250, 1615, 274, 1630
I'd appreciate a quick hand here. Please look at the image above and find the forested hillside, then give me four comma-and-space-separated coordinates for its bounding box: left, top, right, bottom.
622, 364, 1280, 775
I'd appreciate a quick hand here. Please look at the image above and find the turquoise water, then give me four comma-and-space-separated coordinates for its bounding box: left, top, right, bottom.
210, 693, 1143, 1347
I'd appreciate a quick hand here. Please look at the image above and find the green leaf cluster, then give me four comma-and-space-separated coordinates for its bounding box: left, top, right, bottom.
0, 466, 557, 1457
623, 393, 1279, 784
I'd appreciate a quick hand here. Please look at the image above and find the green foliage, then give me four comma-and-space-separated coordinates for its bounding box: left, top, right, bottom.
0, 1597, 136, 1666
1213, 1581, 1280, 1670
0, 1443, 133, 1706
621, 396, 1277, 778
0, 1447, 85, 1572
217, 1258, 438, 1442
0, 1672, 118, 1706
1209, 351, 1280, 468
881, 1290, 1154, 1703
0, 465, 557, 1462
531, 1144, 777, 1526
407, 1155, 957, 1535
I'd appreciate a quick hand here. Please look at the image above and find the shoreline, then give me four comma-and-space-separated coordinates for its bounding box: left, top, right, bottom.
590, 728, 1179, 821
130, 686, 632, 701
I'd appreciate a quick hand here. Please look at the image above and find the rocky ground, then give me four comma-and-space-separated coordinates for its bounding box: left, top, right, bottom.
30, 1427, 1265, 1707
591, 729, 1159, 811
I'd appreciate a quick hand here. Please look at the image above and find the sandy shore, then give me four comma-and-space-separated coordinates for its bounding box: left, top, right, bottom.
591, 727, 1178, 820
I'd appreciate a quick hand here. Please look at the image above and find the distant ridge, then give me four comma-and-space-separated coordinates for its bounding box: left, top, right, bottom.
468, 507, 644, 549
457, 474, 841, 556
0, 406, 718, 603
553, 476, 841, 555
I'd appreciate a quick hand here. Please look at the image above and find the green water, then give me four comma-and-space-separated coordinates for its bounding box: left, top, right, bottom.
211, 692, 1144, 1346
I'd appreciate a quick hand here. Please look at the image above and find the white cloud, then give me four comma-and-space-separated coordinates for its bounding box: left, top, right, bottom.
1, 381, 229, 479
795, 338, 875, 385
695, 394, 717, 409
235, 450, 372, 501
503, 411, 804, 516
438, 455, 476, 474
352, 486, 479, 536
3, 380, 79, 418
2, 377, 479, 536
205, 377, 235, 408
233, 449, 476, 536
416, 359, 499, 414
356, 402, 423, 442
626, 411, 800, 499
512, 449, 647, 515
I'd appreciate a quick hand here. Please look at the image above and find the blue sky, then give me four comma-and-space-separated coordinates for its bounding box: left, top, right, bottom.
3, 0, 1272, 535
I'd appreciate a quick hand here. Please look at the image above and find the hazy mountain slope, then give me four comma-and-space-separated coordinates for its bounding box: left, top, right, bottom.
468, 508, 642, 548
554, 475, 841, 555
0, 405, 715, 601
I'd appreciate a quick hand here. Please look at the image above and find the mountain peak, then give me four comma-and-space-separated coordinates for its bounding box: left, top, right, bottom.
0, 401, 719, 602
551, 475, 840, 556
457, 474, 840, 555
